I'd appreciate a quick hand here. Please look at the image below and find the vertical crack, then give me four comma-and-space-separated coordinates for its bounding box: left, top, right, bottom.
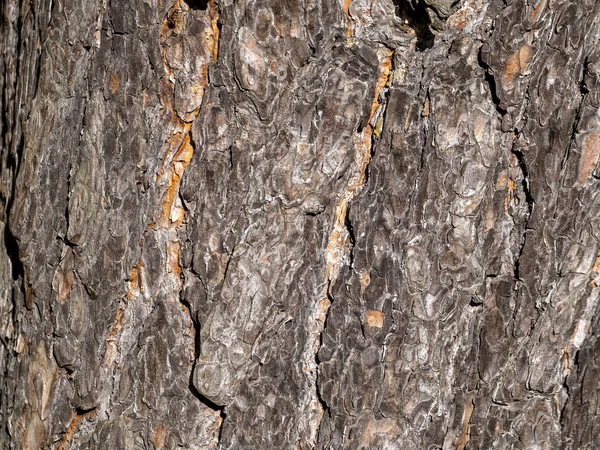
477, 45, 507, 116
392, 0, 436, 51
559, 55, 589, 189
61, 162, 76, 248
88, 0, 224, 445
299, 47, 394, 449
4, 208, 24, 282
184, 0, 209, 11
2, 0, 26, 283
407, 84, 430, 223
477, 43, 537, 284
344, 207, 356, 269
3, 135, 24, 284
156, 0, 225, 442
508, 132, 534, 284
511, 148, 534, 216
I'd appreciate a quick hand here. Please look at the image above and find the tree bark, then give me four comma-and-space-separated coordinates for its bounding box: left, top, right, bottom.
2, 0, 600, 448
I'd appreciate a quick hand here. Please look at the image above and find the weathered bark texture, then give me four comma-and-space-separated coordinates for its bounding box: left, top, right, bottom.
2, 0, 600, 448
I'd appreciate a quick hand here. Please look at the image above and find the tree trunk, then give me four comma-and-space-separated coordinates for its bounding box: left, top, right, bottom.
2, 0, 600, 448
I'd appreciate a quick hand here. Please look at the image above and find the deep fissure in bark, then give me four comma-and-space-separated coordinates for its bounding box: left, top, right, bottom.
345, 205, 356, 269
313, 290, 334, 443
510, 138, 534, 284
4, 217, 23, 281
2, 0, 26, 281
392, 0, 435, 51
189, 367, 225, 413
511, 147, 534, 214
183, 0, 209, 11
560, 55, 590, 188
4, 134, 23, 282
62, 162, 77, 248
477, 46, 507, 115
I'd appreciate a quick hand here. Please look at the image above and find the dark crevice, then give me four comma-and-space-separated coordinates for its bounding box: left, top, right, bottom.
178, 234, 225, 439
364, 51, 394, 189
476, 328, 485, 386
63, 162, 75, 247
579, 59, 590, 97
324, 285, 335, 311
180, 298, 201, 359
183, 0, 209, 11
510, 134, 534, 283
304, 209, 323, 217
3, 1, 26, 285
478, 46, 507, 115
342, 51, 394, 274
314, 289, 334, 442
227, 144, 233, 170
392, 0, 435, 51
109, 30, 130, 37
419, 92, 429, 172
193, 320, 201, 360
314, 370, 330, 444
4, 133, 24, 282
469, 297, 483, 307
188, 366, 226, 445
320, 288, 335, 349
216, 409, 227, 445
4, 219, 23, 281
559, 363, 572, 427
357, 121, 365, 134
512, 234, 526, 283
188, 372, 224, 411
344, 207, 356, 269
222, 245, 235, 284
513, 222, 527, 282
511, 147, 534, 215
559, 56, 589, 187
408, 85, 430, 224
60, 235, 78, 249
74, 405, 97, 416
178, 239, 224, 435
179, 238, 224, 436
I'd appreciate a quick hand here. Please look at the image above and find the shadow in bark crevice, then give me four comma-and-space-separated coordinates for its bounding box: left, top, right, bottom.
3, 135, 25, 282
477, 46, 508, 115
183, 0, 208, 11
188, 365, 227, 444
392, 0, 435, 51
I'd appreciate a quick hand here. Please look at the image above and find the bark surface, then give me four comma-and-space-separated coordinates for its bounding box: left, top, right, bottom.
2, 0, 600, 448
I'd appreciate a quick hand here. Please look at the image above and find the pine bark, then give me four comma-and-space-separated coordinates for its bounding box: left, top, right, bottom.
2, 0, 600, 448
